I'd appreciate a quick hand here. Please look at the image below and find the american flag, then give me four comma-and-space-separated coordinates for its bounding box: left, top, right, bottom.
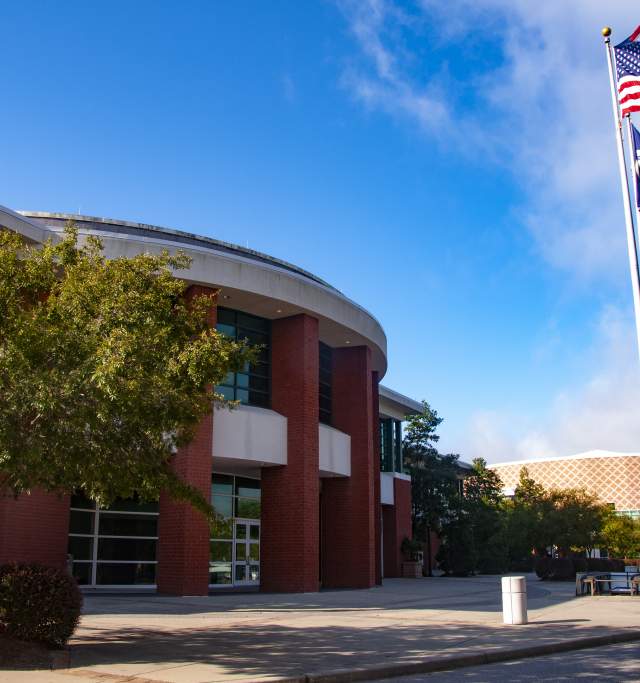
615, 26, 640, 117
632, 123, 640, 208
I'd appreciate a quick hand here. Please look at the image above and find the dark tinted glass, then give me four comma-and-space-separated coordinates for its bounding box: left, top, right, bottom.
212, 474, 234, 495
237, 312, 268, 332
70, 493, 94, 510
97, 538, 157, 561
96, 563, 156, 585
103, 498, 158, 513
98, 513, 158, 537
69, 510, 95, 534
216, 308, 236, 325
72, 562, 92, 585
210, 541, 232, 562
235, 478, 261, 498
68, 536, 93, 561
236, 498, 260, 519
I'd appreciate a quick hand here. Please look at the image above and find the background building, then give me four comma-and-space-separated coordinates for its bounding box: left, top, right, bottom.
0, 206, 420, 594
491, 450, 640, 518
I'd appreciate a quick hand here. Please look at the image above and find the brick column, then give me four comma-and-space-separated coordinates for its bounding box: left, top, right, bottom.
322, 346, 376, 589
261, 314, 319, 593
157, 285, 216, 596
382, 476, 412, 577
0, 489, 70, 569
372, 371, 382, 585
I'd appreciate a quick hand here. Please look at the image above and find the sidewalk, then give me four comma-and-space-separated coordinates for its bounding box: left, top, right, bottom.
5, 575, 640, 683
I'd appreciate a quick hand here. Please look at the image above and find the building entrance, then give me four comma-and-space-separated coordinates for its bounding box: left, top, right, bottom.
233, 519, 260, 586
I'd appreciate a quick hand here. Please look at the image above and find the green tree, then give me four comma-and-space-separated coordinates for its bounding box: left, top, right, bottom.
506, 467, 550, 563
600, 514, 640, 559
0, 224, 253, 518
437, 458, 507, 575
547, 488, 608, 557
403, 402, 459, 575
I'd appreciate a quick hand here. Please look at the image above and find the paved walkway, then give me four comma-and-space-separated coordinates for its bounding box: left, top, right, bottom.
5, 575, 640, 683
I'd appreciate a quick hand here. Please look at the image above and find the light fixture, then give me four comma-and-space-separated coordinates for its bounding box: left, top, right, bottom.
222, 294, 231, 300
345, 340, 351, 344
276, 309, 282, 313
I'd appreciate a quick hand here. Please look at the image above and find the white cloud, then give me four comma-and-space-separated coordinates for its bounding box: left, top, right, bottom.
336, 0, 639, 282
337, 0, 640, 462
466, 306, 640, 463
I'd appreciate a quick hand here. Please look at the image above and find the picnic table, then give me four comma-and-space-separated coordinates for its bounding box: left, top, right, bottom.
578, 571, 640, 596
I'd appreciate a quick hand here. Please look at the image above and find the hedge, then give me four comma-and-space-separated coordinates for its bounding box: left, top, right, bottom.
0, 563, 82, 648
534, 556, 626, 580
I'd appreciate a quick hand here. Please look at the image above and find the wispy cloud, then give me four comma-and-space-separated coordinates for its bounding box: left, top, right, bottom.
465, 305, 640, 463
337, 0, 449, 134
336, 0, 640, 461
336, 0, 637, 282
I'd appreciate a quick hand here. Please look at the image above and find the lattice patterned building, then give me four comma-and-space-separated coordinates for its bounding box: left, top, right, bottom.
490, 450, 640, 518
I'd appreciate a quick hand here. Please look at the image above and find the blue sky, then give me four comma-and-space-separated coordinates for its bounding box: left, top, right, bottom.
3, 1, 639, 462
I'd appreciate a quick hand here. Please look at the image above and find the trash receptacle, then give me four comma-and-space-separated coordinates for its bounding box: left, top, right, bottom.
502, 575, 527, 625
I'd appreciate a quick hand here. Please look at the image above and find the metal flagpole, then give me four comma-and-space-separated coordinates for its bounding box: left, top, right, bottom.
603, 27, 640, 362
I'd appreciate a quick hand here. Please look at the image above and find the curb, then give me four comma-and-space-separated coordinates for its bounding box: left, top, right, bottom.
298, 630, 640, 683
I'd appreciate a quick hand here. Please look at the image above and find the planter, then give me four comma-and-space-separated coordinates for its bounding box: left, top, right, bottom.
401, 561, 422, 578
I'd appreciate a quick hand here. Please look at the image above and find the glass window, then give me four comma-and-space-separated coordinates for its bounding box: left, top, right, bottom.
215, 307, 271, 408
235, 478, 261, 499
104, 498, 159, 513
212, 474, 234, 495
210, 541, 232, 562
209, 562, 232, 584
70, 493, 94, 510
212, 494, 233, 518
68, 536, 93, 561
211, 517, 233, 539
236, 498, 260, 519
98, 513, 158, 538
97, 538, 157, 562
96, 563, 156, 585
67, 494, 159, 587
72, 562, 92, 585
319, 342, 333, 425
69, 510, 94, 535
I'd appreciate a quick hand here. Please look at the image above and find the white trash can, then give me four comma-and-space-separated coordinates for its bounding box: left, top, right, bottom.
502, 575, 528, 625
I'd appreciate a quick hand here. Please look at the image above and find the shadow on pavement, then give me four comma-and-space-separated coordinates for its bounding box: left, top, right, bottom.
64, 620, 630, 680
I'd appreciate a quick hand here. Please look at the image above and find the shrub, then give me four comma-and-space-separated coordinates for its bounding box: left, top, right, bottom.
534, 556, 551, 579
535, 557, 627, 580
0, 563, 82, 648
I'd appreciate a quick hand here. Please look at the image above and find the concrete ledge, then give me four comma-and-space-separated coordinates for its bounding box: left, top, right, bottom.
301, 629, 640, 683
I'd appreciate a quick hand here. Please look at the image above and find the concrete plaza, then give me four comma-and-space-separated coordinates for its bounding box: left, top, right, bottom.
6, 575, 640, 683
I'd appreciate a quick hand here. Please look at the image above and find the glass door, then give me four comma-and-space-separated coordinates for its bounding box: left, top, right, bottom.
233, 519, 260, 586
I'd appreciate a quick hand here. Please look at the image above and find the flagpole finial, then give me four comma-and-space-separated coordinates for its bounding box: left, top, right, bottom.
602, 26, 612, 38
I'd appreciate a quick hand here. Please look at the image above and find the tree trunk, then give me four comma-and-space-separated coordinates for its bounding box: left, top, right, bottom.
426, 525, 433, 577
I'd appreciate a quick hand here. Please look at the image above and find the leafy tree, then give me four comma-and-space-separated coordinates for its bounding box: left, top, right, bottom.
437, 458, 507, 575
403, 402, 459, 575
506, 467, 551, 562
0, 224, 253, 518
547, 488, 608, 557
600, 514, 640, 559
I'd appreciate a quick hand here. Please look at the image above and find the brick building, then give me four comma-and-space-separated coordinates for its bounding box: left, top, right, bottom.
491, 450, 640, 519
0, 207, 419, 594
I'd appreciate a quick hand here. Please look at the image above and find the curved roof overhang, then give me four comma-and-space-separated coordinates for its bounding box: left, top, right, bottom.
2, 209, 388, 376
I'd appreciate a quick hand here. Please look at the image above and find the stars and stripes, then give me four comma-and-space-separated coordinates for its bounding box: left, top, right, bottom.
615, 26, 640, 117
631, 123, 640, 209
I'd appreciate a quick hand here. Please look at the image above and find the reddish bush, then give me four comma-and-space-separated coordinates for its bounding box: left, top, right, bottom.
0, 563, 82, 648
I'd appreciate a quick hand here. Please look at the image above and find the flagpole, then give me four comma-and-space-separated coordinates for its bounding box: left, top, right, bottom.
603, 27, 640, 362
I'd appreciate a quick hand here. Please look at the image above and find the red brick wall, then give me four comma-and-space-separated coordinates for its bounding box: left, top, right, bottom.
322, 346, 376, 589
157, 285, 217, 596
381, 477, 412, 577
261, 314, 320, 592
372, 371, 382, 585
0, 489, 70, 569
